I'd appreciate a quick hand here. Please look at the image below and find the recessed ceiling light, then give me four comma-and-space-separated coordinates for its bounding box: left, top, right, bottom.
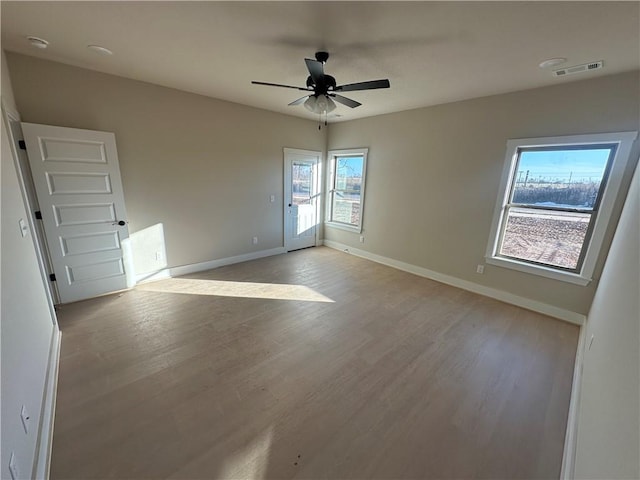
87, 45, 113, 56
539, 57, 567, 69
26, 36, 49, 49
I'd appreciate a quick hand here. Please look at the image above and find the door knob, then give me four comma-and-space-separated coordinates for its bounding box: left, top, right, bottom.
113, 220, 127, 226
288, 203, 292, 207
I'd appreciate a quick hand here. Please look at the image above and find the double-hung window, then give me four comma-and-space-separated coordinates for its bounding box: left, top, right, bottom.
326, 148, 368, 232
486, 132, 637, 285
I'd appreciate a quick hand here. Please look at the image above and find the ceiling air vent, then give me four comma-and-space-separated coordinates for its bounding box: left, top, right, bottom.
553, 61, 603, 77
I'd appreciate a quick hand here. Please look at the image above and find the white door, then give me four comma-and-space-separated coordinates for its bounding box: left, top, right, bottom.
284, 149, 321, 252
22, 123, 133, 304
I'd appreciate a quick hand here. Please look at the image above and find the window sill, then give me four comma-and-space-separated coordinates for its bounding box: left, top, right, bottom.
325, 221, 362, 234
485, 256, 592, 286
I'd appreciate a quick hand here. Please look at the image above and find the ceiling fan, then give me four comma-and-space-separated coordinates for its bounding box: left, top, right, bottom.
252, 51, 390, 115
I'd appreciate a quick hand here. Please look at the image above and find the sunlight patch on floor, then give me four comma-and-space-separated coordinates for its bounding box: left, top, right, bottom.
138, 278, 334, 303
218, 427, 274, 479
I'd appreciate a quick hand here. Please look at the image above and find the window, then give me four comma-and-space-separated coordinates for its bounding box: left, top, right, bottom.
326, 148, 368, 232
486, 132, 637, 285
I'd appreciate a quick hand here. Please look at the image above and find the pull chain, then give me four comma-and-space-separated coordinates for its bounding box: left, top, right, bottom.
317, 112, 329, 130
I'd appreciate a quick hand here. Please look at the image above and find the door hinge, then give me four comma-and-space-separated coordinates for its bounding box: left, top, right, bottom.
35, 211, 42, 220
49, 274, 56, 282
18, 140, 26, 150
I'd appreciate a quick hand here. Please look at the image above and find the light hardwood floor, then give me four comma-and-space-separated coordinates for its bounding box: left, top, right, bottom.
51, 247, 579, 479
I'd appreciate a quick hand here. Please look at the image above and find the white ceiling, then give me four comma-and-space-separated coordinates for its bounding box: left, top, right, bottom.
2, 1, 639, 122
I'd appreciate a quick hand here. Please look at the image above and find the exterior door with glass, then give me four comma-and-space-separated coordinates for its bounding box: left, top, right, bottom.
284, 148, 321, 252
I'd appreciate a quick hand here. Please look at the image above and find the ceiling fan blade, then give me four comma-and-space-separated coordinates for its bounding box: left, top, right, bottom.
305, 58, 324, 85
335, 79, 391, 92
288, 95, 310, 106
330, 94, 362, 108
252, 81, 311, 91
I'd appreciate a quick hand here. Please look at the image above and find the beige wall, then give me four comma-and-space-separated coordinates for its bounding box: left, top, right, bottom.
1, 49, 56, 480
6, 51, 639, 315
326, 71, 640, 315
574, 163, 639, 478
1, 50, 16, 110
6, 52, 326, 277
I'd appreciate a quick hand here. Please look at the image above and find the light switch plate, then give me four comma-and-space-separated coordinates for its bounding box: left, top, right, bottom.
19, 218, 28, 237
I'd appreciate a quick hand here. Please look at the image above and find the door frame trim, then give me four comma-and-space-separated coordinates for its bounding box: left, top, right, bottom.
283, 148, 323, 252
1, 101, 61, 308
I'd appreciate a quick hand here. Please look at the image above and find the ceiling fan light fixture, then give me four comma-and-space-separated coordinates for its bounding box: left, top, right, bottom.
304, 95, 318, 113
317, 95, 336, 113
304, 94, 336, 114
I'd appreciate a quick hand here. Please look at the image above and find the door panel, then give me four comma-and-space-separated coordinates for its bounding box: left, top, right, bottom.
60, 231, 121, 256
46, 172, 113, 195
53, 202, 116, 226
39, 138, 108, 163
66, 258, 125, 284
284, 149, 320, 252
22, 123, 131, 303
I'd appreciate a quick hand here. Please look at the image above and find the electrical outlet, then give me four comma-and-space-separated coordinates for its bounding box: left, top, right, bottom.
20, 405, 30, 434
359, 236, 365, 243
252, 236, 258, 245
476, 264, 485, 274
269, 195, 275, 203
9, 452, 19, 480
155, 251, 163, 261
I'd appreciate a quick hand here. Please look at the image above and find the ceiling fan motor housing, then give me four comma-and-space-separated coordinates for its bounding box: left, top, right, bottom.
307, 74, 336, 95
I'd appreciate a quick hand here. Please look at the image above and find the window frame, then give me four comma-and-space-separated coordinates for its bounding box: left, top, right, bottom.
325, 148, 368, 233
485, 131, 638, 285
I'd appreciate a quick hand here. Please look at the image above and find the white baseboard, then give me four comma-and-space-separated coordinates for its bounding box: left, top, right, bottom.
135, 247, 287, 284
560, 323, 586, 479
323, 240, 585, 326
34, 326, 61, 480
